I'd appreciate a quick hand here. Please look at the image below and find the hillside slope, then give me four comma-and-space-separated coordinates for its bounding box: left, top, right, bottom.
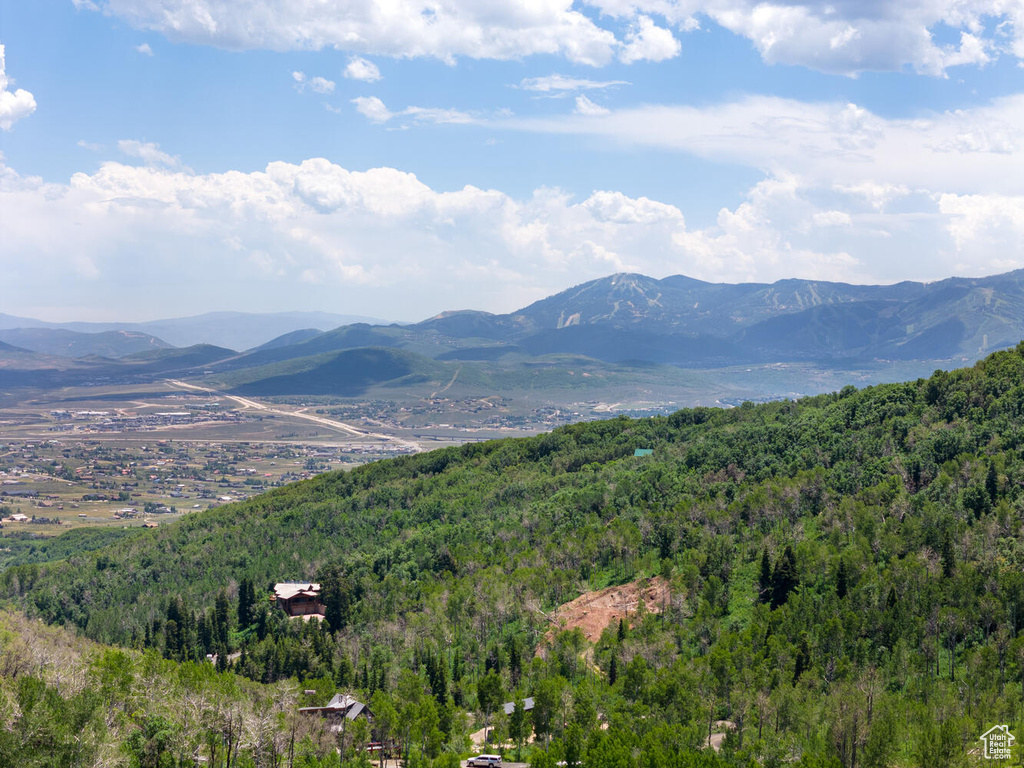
12, 345, 1024, 766
0, 328, 172, 358
0, 610, 344, 767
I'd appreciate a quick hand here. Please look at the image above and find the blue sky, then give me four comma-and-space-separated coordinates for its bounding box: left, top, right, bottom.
1, 1, 1024, 322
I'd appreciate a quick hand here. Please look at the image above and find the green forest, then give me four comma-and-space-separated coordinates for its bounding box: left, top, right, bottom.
9, 343, 1024, 766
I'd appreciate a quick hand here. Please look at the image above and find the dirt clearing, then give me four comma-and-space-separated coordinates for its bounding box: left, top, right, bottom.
545, 576, 671, 642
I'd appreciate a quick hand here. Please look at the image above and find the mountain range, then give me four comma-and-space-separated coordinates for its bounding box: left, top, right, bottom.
4, 269, 1024, 395
0, 310, 384, 352
412, 270, 1022, 364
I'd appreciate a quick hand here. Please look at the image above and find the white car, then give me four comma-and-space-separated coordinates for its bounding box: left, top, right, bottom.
467, 755, 502, 767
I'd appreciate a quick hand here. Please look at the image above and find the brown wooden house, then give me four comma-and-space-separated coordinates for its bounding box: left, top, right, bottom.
272, 582, 324, 618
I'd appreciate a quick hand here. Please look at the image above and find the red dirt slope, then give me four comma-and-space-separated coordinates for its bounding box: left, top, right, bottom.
545, 576, 670, 642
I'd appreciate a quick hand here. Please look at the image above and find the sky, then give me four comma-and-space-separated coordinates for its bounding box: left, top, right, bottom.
1, 1, 1024, 323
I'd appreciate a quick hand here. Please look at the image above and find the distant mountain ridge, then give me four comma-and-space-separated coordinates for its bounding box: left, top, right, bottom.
411, 270, 1024, 364
0, 328, 172, 359
0, 310, 387, 351
179, 269, 1024, 397
5, 270, 1024, 395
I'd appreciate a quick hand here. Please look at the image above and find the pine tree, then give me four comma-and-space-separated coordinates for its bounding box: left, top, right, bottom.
255, 606, 268, 641
336, 655, 352, 688
656, 526, 673, 560
424, 647, 448, 702
484, 643, 502, 673
941, 531, 956, 578
319, 564, 351, 633
793, 639, 809, 683
771, 545, 798, 610
215, 590, 230, 646
237, 578, 253, 629
987, 460, 999, 504
163, 619, 179, 661
836, 558, 848, 599
506, 633, 523, 683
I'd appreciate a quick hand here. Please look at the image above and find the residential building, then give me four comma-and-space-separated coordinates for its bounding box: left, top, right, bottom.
273, 582, 324, 618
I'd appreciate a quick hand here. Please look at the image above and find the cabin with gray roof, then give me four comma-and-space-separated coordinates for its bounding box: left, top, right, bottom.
298, 694, 373, 731
502, 697, 534, 716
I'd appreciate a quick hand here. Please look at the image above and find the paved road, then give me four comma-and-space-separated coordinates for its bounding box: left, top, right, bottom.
166, 379, 422, 451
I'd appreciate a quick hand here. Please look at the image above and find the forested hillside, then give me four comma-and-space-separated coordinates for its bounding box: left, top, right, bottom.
0, 610, 347, 767
11, 344, 1024, 766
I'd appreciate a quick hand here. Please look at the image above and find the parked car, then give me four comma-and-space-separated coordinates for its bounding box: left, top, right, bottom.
467, 755, 502, 767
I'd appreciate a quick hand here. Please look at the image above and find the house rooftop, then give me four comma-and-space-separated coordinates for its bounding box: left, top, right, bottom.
273, 582, 321, 601
502, 697, 535, 715
299, 693, 372, 721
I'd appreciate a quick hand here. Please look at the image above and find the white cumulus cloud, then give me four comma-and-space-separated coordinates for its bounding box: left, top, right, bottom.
0, 45, 36, 131
82, 0, 619, 66
344, 56, 381, 82
73, 0, 1024, 74
135, 42, 153, 55
0, 154, 862, 320
1, 150, 1012, 320
619, 15, 681, 63
67, 0, 1024, 75
938, 193, 1024, 257
292, 71, 335, 94
308, 76, 335, 94
352, 96, 393, 124
591, 0, 1024, 75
